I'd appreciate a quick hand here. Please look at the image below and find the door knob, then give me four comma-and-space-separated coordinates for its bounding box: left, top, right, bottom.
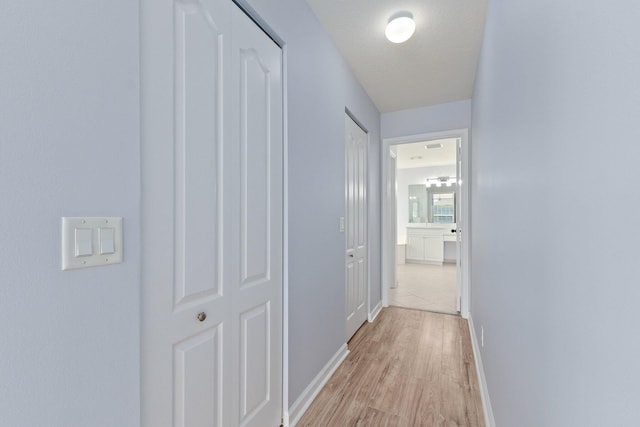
451, 229, 457, 233
197, 312, 207, 322
349, 254, 354, 258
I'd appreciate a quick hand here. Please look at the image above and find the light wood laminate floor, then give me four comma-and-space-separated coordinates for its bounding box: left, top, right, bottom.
389, 263, 457, 314
297, 307, 484, 426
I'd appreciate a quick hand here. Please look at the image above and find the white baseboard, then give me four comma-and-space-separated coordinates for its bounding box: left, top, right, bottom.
287, 344, 349, 427
467, 315, 496, 427
368, 300, 383, 322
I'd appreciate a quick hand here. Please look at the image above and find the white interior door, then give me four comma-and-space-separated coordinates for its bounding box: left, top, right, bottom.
140, 1, 283, 426
345, 114, 368, 340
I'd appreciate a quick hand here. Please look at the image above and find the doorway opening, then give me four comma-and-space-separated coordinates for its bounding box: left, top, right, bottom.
382, 129, 470, 318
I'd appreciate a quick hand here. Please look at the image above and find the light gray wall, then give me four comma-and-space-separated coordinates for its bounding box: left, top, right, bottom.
240, 0, 381, 407
0, 2, 140, 426
471, 0, 640, 425
381, 100, 471, 139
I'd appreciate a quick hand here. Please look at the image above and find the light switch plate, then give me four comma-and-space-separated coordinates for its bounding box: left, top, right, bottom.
61, 217, 123, 270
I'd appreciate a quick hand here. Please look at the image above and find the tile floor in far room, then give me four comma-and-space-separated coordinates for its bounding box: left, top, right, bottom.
389, 262, 457, 314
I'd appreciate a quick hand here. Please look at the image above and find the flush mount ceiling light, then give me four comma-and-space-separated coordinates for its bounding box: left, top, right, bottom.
385, 12, 416, 44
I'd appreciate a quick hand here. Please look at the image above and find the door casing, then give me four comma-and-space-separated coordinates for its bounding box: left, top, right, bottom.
381, 129, 471, 318
386, 148, 398, 290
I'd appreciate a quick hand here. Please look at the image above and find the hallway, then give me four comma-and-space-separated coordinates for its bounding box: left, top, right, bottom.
297, 307, 484, 426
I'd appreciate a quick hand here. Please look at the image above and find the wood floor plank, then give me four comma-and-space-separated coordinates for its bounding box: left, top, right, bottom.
397, 377, 440, 426
297, 307, 484, 427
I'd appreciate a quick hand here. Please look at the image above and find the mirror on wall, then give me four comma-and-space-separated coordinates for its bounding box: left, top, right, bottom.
408, 184, 456, 224
408, 184, 428, 223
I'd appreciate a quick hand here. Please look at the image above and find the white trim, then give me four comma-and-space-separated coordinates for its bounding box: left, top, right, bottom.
383, 148, 398, 301
382, 147, 390, 308
368, 300, 383, 323
468, 315, 496, 427
281, 44, 290, 426
381, 129, 470, 318
287, 344, 350, 427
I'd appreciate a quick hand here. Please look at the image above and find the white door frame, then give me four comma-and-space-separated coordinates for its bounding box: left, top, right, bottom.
280, 45, 290, 426
386, 149, 397, 292
381, 129, 470, 318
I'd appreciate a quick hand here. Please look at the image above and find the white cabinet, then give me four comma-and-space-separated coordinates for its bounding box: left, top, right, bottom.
406, 227, 444, 264
405, 235, 424, 260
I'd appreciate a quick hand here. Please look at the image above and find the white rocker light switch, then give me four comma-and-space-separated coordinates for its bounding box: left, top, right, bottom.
74, 228, 93, 257
99, 227, 115, 254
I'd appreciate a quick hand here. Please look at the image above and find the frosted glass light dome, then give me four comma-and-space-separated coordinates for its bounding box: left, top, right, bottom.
385, 12, 415, 44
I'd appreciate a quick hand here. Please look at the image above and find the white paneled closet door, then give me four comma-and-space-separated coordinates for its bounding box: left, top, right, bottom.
345, 114, 368, 340
141, 0, 283, 426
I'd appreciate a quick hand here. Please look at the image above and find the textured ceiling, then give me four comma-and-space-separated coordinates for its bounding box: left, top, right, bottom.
304, 0, 488, 112
395, 138, 457, 169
